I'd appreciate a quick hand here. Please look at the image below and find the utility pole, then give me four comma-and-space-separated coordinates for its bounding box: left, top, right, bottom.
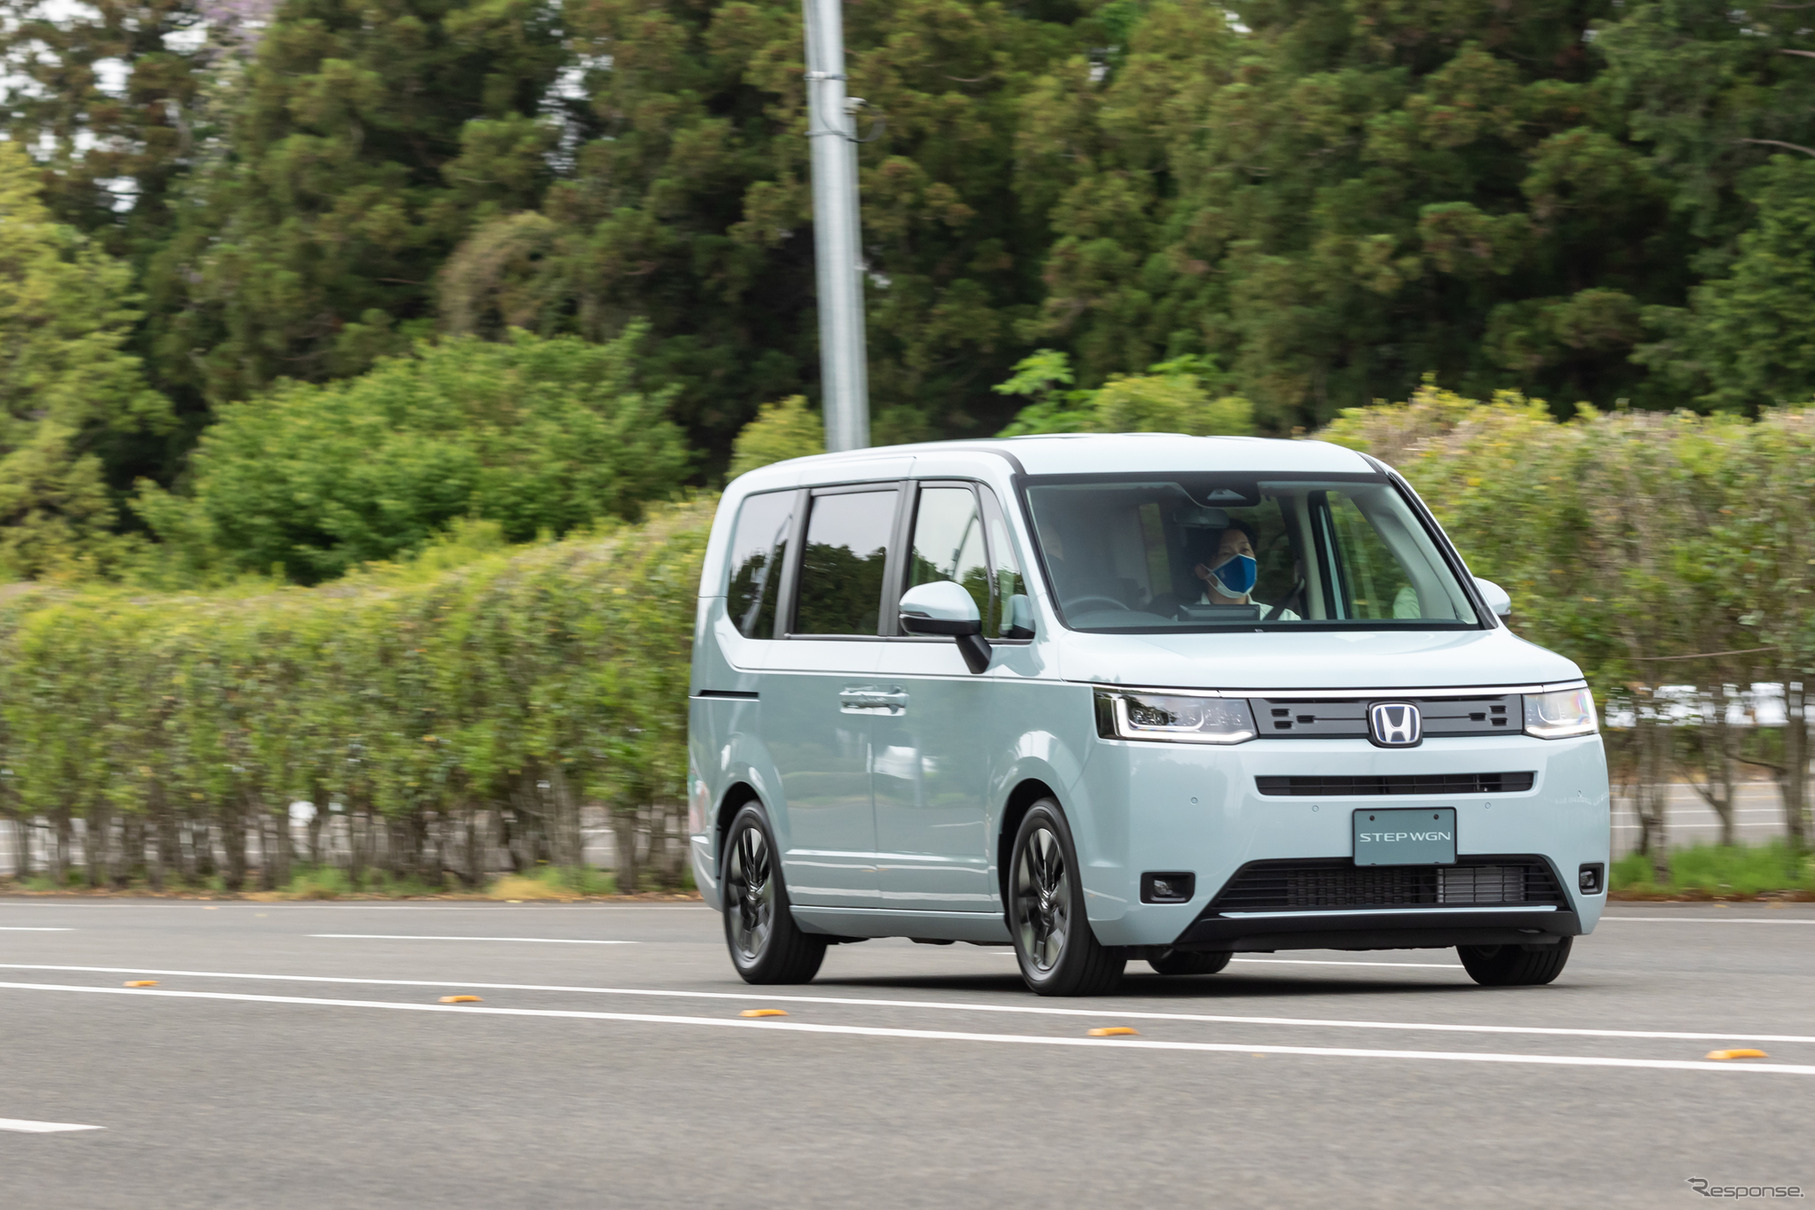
802, 0, 870, 452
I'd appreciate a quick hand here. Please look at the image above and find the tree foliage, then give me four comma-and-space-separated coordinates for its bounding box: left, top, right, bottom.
0, 142, 172, 578
134, 328, 689, 582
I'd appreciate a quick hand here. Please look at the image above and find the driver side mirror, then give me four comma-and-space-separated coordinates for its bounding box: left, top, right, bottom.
1474, 577, 1512, 618
899, 581, 992, 674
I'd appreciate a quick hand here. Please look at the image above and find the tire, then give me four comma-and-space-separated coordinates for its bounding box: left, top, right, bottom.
1457, 936, 1572, 987
1147, 949, 1232, 977
1008, 800, 1125, 996
722, 803, 826, 984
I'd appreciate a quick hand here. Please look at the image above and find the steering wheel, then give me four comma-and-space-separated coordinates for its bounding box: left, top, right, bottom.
1063, 595, 1130, 614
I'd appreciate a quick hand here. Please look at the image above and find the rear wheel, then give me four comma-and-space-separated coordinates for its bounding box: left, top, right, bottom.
1147, 949, 1232, 977
1457, 937, 1572, 987
1009, 800, 1124, 996
722, 803, 825, 984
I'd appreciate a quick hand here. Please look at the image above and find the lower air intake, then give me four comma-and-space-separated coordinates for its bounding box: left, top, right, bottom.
1206, 856, 1566, 913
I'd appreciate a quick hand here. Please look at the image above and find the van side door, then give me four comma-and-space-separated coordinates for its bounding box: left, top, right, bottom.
760, 482, 902, 909
870, 481, 1033, 913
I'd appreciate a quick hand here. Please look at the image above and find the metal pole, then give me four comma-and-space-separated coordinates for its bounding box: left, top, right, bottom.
802, 0, 870, 451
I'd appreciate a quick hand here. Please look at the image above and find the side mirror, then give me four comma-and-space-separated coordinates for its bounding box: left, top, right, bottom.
1474, 577, 1512, 619
899, 581, 991, 673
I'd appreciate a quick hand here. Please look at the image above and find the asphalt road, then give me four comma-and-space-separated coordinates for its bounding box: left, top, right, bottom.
2, 899, 1812, 1209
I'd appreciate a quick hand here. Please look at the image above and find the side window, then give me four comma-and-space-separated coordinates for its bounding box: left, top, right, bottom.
906, 485, 990, 627
725, 490, 794, 639
1327, 491, 1417, 619
793, 488, 899, 636
980, 488, 1031, 639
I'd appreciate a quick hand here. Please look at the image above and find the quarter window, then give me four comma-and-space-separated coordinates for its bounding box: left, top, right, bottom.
793, 488, 899, 636
725, 490, 794, 639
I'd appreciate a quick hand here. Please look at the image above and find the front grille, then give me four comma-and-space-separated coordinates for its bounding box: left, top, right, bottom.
1254, 772, 1536, 797
1206, 856, 1565, 913
1251, 694, 1520, 738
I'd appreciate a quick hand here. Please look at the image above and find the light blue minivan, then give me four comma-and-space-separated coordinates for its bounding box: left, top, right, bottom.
687, 435, 1608, 995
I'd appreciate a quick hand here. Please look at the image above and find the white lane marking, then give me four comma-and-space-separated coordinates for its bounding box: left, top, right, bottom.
2, 963, 1810, 1047
308, 934, 636, 944
0, 1117, 103, 1133
3, 980, 1814, 1078
1602, 917, 1815, 925
0, 927, 74, 932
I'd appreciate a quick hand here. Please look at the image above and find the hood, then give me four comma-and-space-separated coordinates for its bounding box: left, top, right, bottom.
1055, 626, 1581, 691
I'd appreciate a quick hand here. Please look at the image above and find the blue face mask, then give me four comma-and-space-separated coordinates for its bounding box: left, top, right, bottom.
1209, 552, 1258, 597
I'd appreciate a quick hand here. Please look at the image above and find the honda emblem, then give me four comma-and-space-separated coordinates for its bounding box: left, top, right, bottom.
1368, 702, 1422, 747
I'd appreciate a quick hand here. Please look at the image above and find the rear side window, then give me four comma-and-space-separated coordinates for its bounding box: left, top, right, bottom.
725, 491, 794, 638
793, 488, 899, 636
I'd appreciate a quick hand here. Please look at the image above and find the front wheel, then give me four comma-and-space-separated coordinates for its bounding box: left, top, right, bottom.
1009, 800, 1124, 996
722, 803, 825, 984
1457, 936, 1572, 987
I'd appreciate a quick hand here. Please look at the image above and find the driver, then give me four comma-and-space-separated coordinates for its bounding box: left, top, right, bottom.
1193, 522, 1299, 619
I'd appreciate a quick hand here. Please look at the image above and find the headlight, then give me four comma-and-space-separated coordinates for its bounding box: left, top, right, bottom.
1095, 689, 1256, 745
1523, 687, 1597, 739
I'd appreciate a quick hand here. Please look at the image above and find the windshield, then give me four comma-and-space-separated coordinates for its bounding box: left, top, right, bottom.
1023, 473, 1481, 631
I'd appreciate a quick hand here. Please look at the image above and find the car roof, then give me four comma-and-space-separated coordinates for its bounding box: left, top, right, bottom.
731, 434, 1377, 491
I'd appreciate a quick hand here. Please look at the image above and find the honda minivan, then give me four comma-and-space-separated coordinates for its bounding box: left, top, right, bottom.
687, 436, 1608, 996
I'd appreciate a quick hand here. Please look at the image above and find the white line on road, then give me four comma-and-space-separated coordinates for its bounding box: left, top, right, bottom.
308, 934, 636, 944
0, 927, 74, 932
1, 963, 1809, 1047
0, 1117, 102, 1133
2, 980, 1813, 1078
1602, 916, 1815, 925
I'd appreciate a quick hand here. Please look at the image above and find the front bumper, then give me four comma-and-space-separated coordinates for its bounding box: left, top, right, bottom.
1072, 732, 1610, 948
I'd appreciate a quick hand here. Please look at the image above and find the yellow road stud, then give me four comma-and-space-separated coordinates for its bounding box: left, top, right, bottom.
1087, 1027, 1139, 1037
1705, 1048, 1768, 1061
438, 995, 483, 1004
123, 980, 158, 988
740, 1008, 789, 1018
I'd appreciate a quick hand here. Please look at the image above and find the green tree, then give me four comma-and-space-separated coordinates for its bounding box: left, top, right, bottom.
438, 0, 1094, 465
1637, 157, 1815, 410
0, 0, 210, 246
727, 395, 824, 477
144, 0, 567, 406
994, 349, 1254, 435
134, 328, 689, 582
0, 141, 172, 579
1013, 0, 1698, 428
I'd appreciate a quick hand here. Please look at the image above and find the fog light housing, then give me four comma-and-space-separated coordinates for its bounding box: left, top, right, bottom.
1578, 863, 1605, 895
1141, 872, 1195, 904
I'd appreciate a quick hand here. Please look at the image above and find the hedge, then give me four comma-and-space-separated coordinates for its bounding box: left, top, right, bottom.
3, 391, 1812, 891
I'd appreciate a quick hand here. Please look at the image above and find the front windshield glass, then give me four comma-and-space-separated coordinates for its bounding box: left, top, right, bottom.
1023, 474, 1480, 631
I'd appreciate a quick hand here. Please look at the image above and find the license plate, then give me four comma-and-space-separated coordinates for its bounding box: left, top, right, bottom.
1353, 808, 1456, 866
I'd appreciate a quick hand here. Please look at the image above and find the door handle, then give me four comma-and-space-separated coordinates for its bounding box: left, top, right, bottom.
839, 686, 909, 716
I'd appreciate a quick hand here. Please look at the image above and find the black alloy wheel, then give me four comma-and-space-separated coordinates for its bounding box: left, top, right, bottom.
1009, 799, 1124, 996
1457, 936, 1572, 987
722, 803, 825, 984
1147, 949, 1232, 977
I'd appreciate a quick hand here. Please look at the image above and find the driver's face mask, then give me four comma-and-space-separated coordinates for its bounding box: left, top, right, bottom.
1209, 552, 1258, 597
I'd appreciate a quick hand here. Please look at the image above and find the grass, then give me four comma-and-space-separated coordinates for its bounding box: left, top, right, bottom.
1611, 841, 1815, 899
